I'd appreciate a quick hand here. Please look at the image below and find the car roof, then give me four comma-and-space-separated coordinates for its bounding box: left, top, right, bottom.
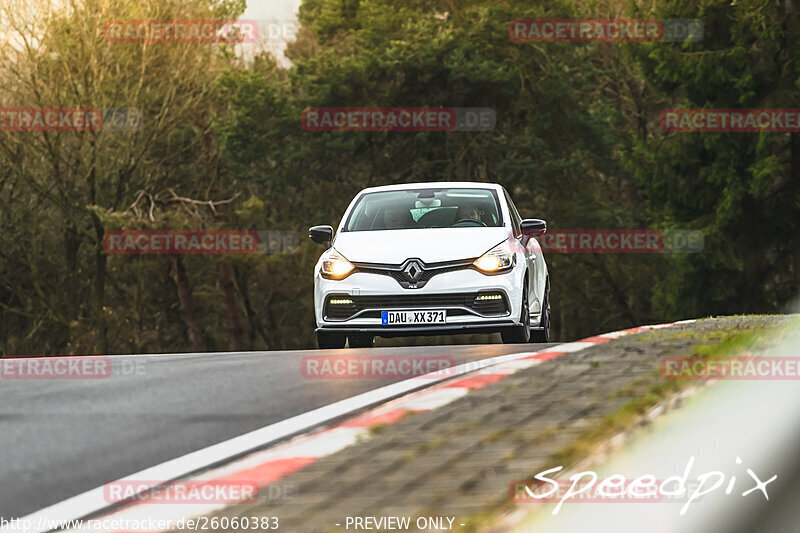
359, 182, 504, 194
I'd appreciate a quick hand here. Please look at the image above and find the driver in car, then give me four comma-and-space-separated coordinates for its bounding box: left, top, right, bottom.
383, 207, 414, 229
455, 206, 482, 224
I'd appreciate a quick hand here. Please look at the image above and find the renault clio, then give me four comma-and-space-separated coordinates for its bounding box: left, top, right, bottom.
309, 183, 550, 348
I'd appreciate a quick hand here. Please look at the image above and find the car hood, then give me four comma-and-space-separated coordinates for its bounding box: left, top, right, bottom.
332, 227, 510, 264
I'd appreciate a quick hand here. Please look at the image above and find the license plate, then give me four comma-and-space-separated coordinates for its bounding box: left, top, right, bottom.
381, 310, 447, 325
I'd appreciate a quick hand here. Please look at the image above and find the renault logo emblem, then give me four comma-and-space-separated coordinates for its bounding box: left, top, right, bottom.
403, 260, 424, 282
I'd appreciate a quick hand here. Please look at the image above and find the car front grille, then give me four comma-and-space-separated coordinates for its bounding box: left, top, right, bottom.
352, 258, 475, 289
324, 292, 509, 321
356, 265, 469, 285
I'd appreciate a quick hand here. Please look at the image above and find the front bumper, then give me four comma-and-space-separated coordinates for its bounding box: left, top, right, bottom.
314, 267, 526, 337
316, 321, 518, 338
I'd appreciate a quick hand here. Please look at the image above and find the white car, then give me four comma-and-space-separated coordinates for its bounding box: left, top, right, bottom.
309, 182, 550, 348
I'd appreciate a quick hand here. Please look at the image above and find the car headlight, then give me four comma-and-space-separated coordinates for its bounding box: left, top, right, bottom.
473, 241, 515, 273
320, 248, 355, 280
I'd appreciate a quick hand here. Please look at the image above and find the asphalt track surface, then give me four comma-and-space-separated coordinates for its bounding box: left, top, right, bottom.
0, 342, 557, 519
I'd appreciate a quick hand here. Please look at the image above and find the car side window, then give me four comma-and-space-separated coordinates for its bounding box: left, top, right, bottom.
503, 190, 522, 236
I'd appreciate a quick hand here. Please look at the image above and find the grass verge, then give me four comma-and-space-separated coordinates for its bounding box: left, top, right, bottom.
459, 315, 799, 533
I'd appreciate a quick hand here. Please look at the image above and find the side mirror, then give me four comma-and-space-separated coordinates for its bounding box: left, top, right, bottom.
521, 219, 547, 237
309, 225, 334, 246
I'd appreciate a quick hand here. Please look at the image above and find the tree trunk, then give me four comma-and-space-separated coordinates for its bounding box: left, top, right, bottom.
786, 0, 800, 292
170, 256, 204, 351
219, 261, 243, 351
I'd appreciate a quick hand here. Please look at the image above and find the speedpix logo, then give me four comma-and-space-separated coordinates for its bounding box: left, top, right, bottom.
513, 456, 776, 515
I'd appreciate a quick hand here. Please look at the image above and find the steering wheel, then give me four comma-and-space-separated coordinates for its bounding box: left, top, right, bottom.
452, 218, 487, 227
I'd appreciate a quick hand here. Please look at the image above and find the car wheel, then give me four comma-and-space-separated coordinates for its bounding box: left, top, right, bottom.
316, 331, 346, 349
347, 334, 375, 348
501, 285, 531, 344
530, 284, 550, 343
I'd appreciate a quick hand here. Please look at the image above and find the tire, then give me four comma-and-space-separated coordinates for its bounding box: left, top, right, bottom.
316, 330, 346, 349
501, 285, 531, 344
347, 334, 375, 348
530, 282, 551, 343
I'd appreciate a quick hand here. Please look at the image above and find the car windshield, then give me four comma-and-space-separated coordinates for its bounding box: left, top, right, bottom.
344, 188, 503, 231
